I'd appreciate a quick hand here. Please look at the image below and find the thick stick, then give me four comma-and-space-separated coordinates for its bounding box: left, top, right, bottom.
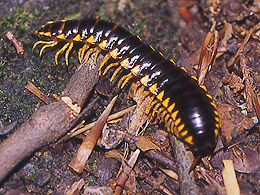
169, 135, 200, 195
0, 54, 101, 183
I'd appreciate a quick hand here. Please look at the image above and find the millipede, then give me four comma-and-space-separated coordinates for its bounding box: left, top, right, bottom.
33, 18, 221, 167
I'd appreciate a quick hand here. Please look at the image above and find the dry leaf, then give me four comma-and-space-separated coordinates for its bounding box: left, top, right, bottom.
69, 96, 117, 174
135, 135, 161, 152
197, 22, 219, 84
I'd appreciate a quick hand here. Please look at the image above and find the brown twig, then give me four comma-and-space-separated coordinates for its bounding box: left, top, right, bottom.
169, 135, 201, 194
114, 149, 140, 195
25, 81, 53, 104
5, 31, 24, 54
68, 105, 136, 137
227, 23, 260, 67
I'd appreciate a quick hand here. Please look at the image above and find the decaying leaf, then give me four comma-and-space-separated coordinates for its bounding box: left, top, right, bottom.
216, 101, 254, 142
101, 121, 126, 149
197, 22, 219, 84
135, 135, 161, 152
232, 141, 260, 173
83, 186, 113, 195
223, 72, 244, 94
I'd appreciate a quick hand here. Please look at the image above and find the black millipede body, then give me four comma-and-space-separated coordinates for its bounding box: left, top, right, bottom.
33, 18, 221, 160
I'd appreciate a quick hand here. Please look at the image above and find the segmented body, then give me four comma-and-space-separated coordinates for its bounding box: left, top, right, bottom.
33, 19, 221, 157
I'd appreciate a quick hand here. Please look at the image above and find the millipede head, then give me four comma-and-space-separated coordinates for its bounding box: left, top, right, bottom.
35, 23, 53, 40
35, 20, 65, 41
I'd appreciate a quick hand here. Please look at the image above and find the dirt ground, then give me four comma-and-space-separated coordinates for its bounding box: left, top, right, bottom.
0, 0, 260, 194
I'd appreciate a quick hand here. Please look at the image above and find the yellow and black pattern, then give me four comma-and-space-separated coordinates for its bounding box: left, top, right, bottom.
33, 18, 221, 157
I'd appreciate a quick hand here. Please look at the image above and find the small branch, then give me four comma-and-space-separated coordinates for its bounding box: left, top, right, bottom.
114, 149, 140, 195
169, 135, 201, 195
68, 105, 136, 137
6, 31, 24, 54
25, 81, 53, 104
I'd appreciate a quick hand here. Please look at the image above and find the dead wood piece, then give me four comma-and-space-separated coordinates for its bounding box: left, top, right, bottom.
222, 160, 240, 195
6, 31, 24, 54
114, 149, 140, 195
144, 150, 177, 172
169, 135, 201, 195
62, 54, 100, 108
0, 54, 102, 183
65, 178, 85, 195
0, 102, 70, 182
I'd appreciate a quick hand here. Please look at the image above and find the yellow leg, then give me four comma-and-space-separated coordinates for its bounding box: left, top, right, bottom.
99, 53, 111, 74
82, 47, 95, 64
78, 44, 90, 63
133, 81, 141, 96
65, 42, 74, 66
168, 119, 176, 135
164, 113, 170, 123
145, 95, 155, 114
103, 62, 119, 76
117, 73, 134, 89
160, 110, 168, 121
33, 40, 56, 50
151, 99, 158, 107
78, 48, 82, 63
152, 102, 161, 116
39, 41, 58, 57
110, 66, 123, 82
157, 107, 165, 120
121, 74, 134, 89
94, 48, 102, 64
140, 91, 150, 105
55, 42, 70, 65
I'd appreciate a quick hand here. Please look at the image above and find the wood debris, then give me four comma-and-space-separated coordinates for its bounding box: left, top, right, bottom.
222, 160, 240, 195
5, 31, 24, 54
